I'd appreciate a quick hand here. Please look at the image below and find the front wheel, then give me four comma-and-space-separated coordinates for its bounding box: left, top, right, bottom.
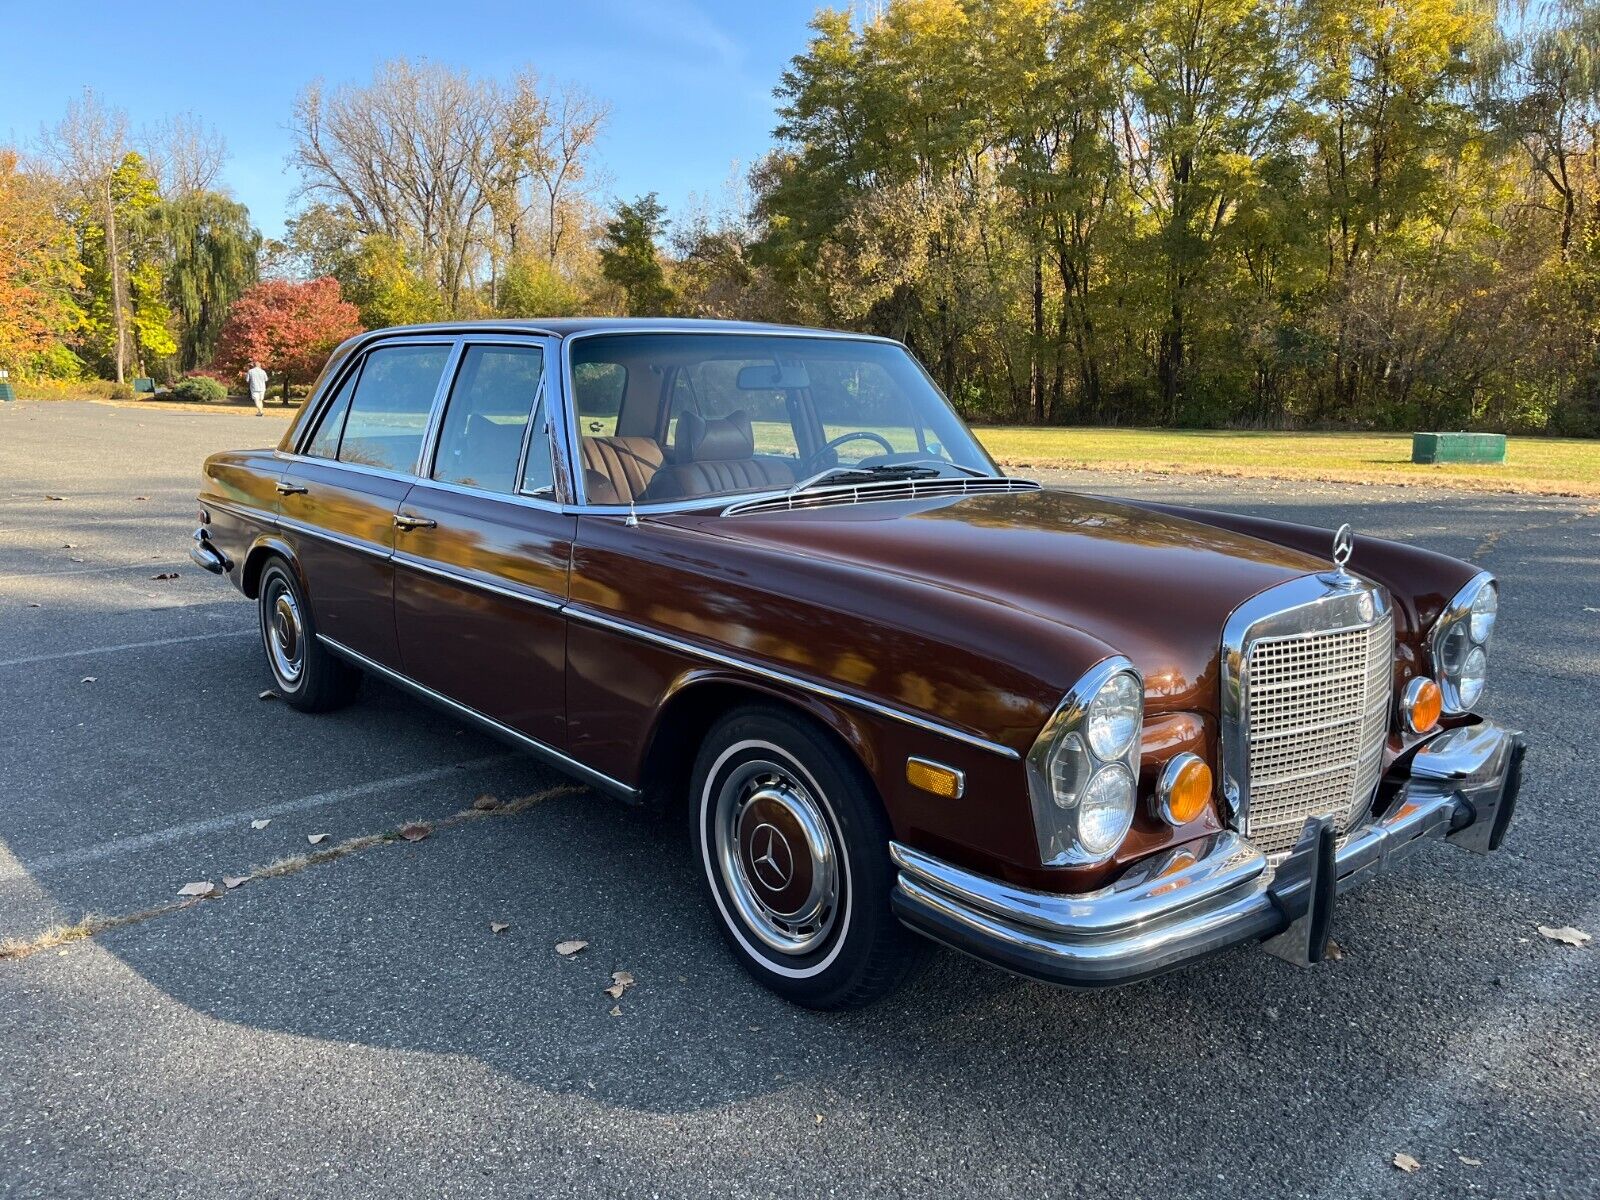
257, 557, 361, 712
691, 706, 929, 1009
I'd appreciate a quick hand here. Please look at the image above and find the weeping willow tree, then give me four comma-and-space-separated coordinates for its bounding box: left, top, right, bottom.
163, 191, 260, 371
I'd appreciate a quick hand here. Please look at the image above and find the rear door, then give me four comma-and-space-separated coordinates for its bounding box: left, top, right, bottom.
278, 338, 454, 667
392, 337, 575, 749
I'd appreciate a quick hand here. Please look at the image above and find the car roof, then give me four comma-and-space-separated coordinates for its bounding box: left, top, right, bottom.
360, 317, 900, 343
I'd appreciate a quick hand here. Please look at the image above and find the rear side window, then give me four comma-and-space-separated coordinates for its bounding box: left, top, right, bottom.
573, 361, 626, 436
338, 344, 451, 473
305, 366, 359, 460
431, 345, 546, 494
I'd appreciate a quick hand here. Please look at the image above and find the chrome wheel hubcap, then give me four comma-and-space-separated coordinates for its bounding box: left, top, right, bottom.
714, 758, 840, 955
264, 581, 304, 685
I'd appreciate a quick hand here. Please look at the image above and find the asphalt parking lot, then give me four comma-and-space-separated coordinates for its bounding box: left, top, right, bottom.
1, 398, 1596, 1199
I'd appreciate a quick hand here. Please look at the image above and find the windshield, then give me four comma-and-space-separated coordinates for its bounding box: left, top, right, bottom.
567, 332, 996, 506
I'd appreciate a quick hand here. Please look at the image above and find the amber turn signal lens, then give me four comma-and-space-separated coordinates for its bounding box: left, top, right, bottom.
1156, 754, 1212, 827
906, 757, 964, 799
1405, 677, 1443, 734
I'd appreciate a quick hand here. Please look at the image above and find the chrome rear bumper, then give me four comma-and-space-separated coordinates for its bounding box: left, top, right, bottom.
890, 720, 1523, 988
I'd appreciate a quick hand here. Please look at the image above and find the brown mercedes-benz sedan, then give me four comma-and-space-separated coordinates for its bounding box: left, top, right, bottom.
192, 318, 1523, 1008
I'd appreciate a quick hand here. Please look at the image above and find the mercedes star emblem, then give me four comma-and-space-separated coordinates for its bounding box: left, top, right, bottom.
749, 823, 794, 891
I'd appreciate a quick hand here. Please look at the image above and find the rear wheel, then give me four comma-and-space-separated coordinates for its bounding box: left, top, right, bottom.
257, 558, 361, 712
691, 706, 928, 1009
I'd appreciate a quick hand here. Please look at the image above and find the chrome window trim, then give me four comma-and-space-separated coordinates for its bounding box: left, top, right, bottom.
316, 634, 636, 800
1428, 569, 1496, 715
413, 338, 467, 476
293, 333, 460, 461
276, 451, 417, 488
1218, 572, 1393, 831
565, 604, 1021, 760
390, 551, 564, 612
420, 334, 558, 498
559, 326, 940, 512
409, 475, 567, 514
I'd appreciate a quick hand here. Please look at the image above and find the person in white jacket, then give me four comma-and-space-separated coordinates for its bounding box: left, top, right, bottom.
245, 361, 269, 415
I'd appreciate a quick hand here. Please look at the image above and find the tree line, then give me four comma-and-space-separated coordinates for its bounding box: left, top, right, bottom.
2, 0, 1597, 433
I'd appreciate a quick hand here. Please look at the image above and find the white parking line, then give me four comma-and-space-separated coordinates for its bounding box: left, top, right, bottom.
0, 628, 256, 668
0, 754, 514, 883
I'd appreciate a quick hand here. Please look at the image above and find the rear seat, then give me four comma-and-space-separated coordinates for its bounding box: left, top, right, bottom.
580, 436, 666, 504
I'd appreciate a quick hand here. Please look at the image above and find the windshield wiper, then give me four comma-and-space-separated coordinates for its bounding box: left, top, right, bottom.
786, 463, 940, 496
786, 460, 992, 497
885, 458, 993, 479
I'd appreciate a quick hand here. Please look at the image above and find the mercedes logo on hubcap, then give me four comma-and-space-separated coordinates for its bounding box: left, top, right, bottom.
748, 823, 795, 891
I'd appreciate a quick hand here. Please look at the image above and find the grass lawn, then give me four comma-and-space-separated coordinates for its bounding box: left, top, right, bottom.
975, 426, 1600, 498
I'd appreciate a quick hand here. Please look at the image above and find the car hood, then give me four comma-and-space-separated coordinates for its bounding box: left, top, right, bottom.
671, 487, 1332, 714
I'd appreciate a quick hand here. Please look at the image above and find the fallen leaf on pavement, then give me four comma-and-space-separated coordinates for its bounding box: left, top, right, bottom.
307, 833, 329, 845
555, 939, 589, 957
398, 822, 431, 842
1458, 1155, 1482, 1167
178, 881, 217, 897
490, 922, 510, 934
250, 818, 271, 830
1538, 925, 1592, 947
150, 572, 179, 581
80, 676, 96, 684
815, 1114, 825, 1125
604, 970, 636, 1000
1392, 1153, 1421, 1173
472, 794, 500, 811
609, 1005, 622, 1017
1324, 939, 1345, 961
222, 876, 249, 890
258, 690, 277, 701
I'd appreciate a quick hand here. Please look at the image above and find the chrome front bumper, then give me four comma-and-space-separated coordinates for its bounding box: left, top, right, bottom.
890, 721, 1524, 988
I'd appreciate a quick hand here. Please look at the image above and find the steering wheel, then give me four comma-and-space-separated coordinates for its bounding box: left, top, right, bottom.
807, 430, 896, 471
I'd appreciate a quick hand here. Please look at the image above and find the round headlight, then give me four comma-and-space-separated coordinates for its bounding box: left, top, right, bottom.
1077, 763, 1136, 855
1438, 622, 1471, 674
1044, 732, 1090, 810
1086, 672, 1142, 760
1469, 582, 1498, 643
1458, 645, 1488, 707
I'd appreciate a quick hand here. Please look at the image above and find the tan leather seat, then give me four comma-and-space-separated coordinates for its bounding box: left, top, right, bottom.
645, 410, 795, 501
580, 436, 666, 504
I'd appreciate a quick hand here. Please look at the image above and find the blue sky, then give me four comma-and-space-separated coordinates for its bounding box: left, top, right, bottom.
2, 0, 827, 240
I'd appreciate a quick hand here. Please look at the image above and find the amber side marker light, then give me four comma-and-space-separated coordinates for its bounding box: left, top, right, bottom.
1155, 753, 1213, 827
906, 757, 965, 799
1404, 677, 1443, 734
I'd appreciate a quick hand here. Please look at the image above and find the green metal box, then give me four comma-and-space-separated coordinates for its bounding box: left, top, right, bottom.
1412, 432, 1506, 465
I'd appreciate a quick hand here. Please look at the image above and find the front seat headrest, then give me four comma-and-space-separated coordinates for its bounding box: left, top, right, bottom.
675, 409, 754, 463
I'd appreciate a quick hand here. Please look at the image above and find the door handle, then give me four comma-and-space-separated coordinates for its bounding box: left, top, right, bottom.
275, 481, 308, 496
393, 512, 436, 531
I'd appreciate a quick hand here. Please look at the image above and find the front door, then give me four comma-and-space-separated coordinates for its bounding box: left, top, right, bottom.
392, 339, 574, 749
279, 340, 454, 667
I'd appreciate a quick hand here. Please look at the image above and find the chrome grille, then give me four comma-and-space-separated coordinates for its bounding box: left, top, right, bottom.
1240, 609, 1394, 856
